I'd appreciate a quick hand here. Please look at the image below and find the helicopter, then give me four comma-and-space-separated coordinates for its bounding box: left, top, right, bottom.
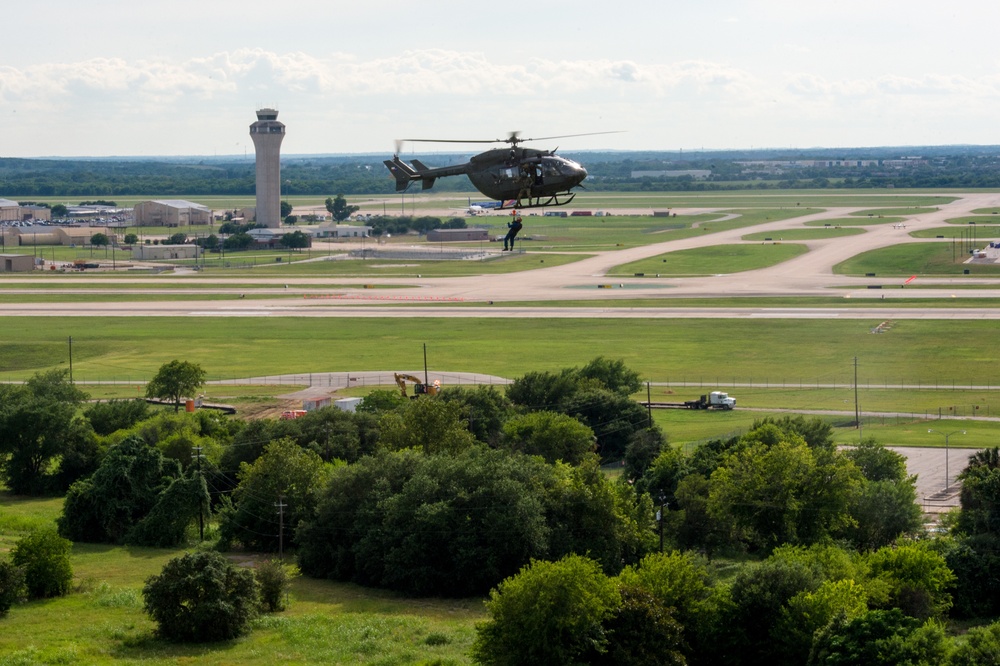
383, 132, 616, 210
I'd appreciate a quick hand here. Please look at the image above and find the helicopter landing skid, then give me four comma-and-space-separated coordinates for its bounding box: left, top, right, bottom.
499, 192, 577, 210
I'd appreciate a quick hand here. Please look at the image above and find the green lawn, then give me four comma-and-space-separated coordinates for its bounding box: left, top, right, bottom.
609, 243, 809, 276
834, 243, 1000, 275
909, 226, 1000, 239
803, 217, 905, 227
742, 227, 865, 241
850, 207, 940, 217
0, 493, 482, 665
5, 317, 1000, 390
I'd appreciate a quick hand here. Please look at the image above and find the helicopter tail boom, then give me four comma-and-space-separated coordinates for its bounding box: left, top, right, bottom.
384, 156, 417, 192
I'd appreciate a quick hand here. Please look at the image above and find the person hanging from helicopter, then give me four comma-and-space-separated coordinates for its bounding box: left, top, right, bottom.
503, 212, 523, 251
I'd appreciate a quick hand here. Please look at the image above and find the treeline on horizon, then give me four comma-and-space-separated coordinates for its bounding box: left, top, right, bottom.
5, 144, 1000, 197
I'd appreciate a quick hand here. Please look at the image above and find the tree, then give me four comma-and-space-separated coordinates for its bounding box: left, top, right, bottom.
588, 585, 686, 666
377, 398, 476, 455
223, 231, 254, 251
123, 232, 138, 245
10, 528, 73, 599
58, 435, 184, 545
297, 447, 555, 597
500, 411, 596, 465
280, 230, 309, 250
616, 549, 714, 660
217, 438, 331, 552
84, 398, 151, 436
145, 360, 206, 412
841, 477, 922, 551
624, 427, 667, 483
708, 427, 861, 551
325, 194, 358, 222
437, 385, 514, 446
807, 609, 948, 666
471, 555, 620, 666
578, 356, 642, 395
50, 203, 68, 217
166, 232, 187, 245
845, 438, 910, 482
951, 621, 1000, 666
0, 370, 94, 494
90, 232, 109, 246
865, 543, 955, 620
280, 200, 293, 219
143, 551, 259, 642
356, 388, 407, 413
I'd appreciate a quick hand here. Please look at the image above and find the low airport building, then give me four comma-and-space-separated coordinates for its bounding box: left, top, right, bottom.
0, 254, 35, 272
134, 200, 212, 227
133, 244, 201, 260
0, 199, 52, 222
313, 223, 372, 239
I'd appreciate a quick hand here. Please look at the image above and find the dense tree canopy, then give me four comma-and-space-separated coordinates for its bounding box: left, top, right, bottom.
0, 370, 96, 494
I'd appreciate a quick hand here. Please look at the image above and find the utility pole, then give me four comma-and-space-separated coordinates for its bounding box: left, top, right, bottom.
646, 382, 653, 427
275, 496, 287, 560
192, 446, 204, 541
854, 356, 860, 436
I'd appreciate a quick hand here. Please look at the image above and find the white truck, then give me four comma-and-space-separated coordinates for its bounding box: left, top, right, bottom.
683, 391, 736, 410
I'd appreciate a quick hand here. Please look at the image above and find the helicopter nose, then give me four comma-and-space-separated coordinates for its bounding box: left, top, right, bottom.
571, 164, 588, 186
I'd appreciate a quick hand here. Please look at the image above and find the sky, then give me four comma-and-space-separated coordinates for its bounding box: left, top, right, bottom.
3, 0, 999, 158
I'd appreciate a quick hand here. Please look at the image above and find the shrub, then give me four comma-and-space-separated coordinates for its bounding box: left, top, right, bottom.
143, 551, 259, 642
10, 528, 73, 599
0, 560, 26, 616
255, 559, 292, 612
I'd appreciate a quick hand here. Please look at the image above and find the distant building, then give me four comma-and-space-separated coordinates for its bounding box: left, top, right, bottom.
426, 228, 489, 242
2, 226, 113, 246
631, 170, 712, 179
134, 200, 212, 227
0, 254, 34, 272
250, 108, 286, 228
133, 244, 201, 260
313, 223, 372, 239
0, 198, 20, 221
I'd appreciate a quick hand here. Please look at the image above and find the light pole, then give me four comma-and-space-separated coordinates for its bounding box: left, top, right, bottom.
929, 429, 966, 491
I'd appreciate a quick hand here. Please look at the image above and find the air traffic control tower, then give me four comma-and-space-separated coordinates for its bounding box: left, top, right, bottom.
249, 108, 285, 228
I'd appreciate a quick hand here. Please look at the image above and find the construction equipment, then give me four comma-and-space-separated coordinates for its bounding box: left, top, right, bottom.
394, 373, 441, 399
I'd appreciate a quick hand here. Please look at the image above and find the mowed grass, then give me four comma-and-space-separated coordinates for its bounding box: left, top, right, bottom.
909, 226, 1000, 239
804, 216, 905, 227
0, 494, 482, 665
4, 317, 1000, 389
742, 227, 865, 241
835, 243, 1000, 275
610, 243, 809, 276
850, 207, 940, 217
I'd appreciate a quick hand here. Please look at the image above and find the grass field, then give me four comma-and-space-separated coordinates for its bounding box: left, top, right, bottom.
609, 242, 809, 276
742, 227, 866, 241
3, 316, 1000, 389
803, 216, 905, 227
0, 493, 482, 665
834, 243, 1000, 275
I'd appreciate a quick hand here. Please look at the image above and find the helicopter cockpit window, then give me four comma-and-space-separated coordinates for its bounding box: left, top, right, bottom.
542, 162, 562, 177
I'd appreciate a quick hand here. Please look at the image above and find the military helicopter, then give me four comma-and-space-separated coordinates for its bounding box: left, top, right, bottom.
383, 131, 616, 210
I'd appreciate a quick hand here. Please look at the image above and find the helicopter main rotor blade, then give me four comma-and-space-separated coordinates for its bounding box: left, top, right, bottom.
514, 131, 625, 143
